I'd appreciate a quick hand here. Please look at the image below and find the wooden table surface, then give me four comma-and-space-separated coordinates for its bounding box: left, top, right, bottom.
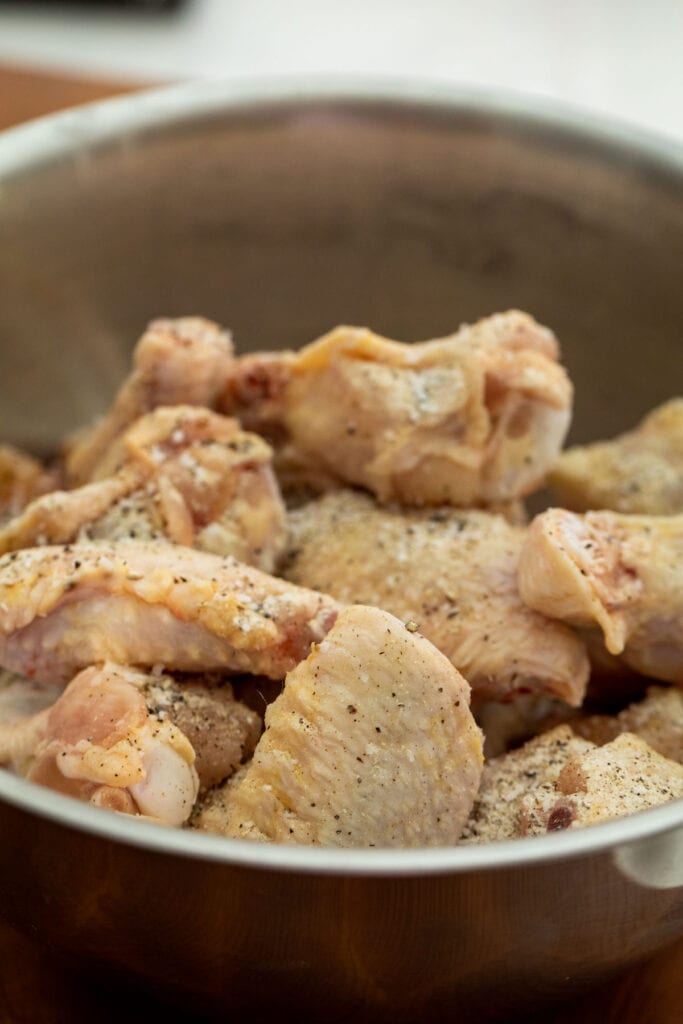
0, 62, 681, 1024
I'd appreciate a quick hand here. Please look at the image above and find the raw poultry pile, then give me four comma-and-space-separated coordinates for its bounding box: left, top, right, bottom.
0, 312, 681, 847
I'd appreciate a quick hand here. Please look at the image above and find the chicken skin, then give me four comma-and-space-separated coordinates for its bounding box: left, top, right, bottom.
196, 605, 483, 848
65, 317, 234, 484
519, 733, 683, 836
461, 724, 683, 843
460, 725, 593, 844
0, 406, 287, 572
568, 686, 683, 765
519, 509, 683, 684
550, 398, 683, 514
2, 664, 199, 824
282, 490, 588, 705
0, 664, 262, 822
0, 543, 339, 684
142, 672, 262, 791
221, 310, 573, 507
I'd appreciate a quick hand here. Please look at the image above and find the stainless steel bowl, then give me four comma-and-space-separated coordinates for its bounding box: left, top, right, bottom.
0, 79, 682, 1021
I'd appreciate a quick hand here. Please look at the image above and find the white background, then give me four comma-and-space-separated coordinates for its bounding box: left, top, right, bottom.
0, 0, 682, 143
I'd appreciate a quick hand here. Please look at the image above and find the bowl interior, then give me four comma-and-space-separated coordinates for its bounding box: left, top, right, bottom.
0, 81, 683, 872
0, 82, 682, 456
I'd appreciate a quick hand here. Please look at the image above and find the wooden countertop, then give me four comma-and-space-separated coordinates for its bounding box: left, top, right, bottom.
0, 62, 681, 1024
0, 63, 146, 132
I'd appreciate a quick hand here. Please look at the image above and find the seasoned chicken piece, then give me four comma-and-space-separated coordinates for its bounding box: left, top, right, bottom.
550, 398, 683, 514
520, 733, 683, 836
0, 407, 287, 572
65, 317, 234, 484
0, 542, 339, 684
196, 605, 483, 848
0, 445, 56, 524
0, 664, 261, 814
143, 673, 262, 791
460, 725, 594, 844
0, 472, 138, 552
519, 509, 683, 684
0, 663, 262, 798
570, 686, 683, 764
463, 724, 683, 843
222, 310, 573, 506
282, 490, 588, 705
4, 664, 200, 824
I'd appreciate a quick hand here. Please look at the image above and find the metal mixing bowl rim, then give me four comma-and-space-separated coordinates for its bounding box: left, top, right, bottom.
1, 74, 682, 178
0, 75, 682, 876
1, 767, 681, 876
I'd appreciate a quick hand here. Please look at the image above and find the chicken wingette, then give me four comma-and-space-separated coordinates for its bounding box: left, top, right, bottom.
0, 543, 339, 683
282, 490, 588, 705
196, 605, 483, 848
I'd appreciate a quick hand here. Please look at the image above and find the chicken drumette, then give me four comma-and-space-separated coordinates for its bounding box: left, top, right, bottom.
222, 310, 573, 507
65, 317, 234, 484
0, 663, 261, 824
0, 406, 287, 572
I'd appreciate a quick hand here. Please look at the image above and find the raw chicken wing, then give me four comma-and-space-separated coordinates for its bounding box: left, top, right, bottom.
11, 664, 198, 824
0, 664, 262, 819
196, 605, 483, 847
519, 509, 683, 684
65, 317, 234, 484
550, 398, 683, 514
0, 542, 340, 683
0, 406, 287, 572
283, 490, 588, 705
222, 311, 573, 506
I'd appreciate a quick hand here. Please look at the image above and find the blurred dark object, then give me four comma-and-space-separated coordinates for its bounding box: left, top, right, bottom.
0, 0, 189, 10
